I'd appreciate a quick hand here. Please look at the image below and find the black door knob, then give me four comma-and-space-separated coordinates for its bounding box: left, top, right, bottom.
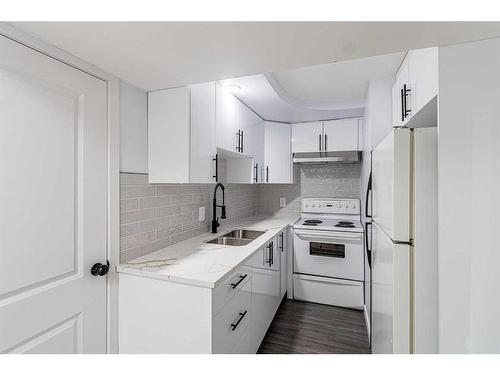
91, 261, 110, 276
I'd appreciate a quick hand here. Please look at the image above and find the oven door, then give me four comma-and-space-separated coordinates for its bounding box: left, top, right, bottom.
293, 229, 364, 281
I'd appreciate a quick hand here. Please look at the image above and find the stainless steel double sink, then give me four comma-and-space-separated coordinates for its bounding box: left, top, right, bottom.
205, 229, 266, 246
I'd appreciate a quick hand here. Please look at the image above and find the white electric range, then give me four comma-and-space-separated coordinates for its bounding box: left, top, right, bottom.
292, 198, 365, 310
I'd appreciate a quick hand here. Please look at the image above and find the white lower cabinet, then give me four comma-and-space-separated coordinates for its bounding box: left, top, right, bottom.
119, 230, 289, 354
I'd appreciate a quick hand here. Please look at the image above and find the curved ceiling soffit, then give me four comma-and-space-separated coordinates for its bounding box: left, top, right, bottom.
264, 72, 366, 111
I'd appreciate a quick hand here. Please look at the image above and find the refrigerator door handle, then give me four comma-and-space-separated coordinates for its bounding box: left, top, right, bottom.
365, 221, 372, 268
365, 172, 372, 218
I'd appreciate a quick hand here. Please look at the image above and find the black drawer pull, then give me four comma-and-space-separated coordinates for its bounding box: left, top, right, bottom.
230, 274, 248, 289
230, 310, 248, 331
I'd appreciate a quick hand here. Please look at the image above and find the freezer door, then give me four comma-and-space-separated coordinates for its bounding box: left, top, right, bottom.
372, 128, 411, 242
371, 222, 411, 354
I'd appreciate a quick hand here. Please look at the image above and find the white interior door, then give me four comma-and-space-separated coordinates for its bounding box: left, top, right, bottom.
0, 35, 108, 353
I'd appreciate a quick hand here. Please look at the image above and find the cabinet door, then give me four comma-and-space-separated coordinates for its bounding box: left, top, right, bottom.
237, 101, 260, 156
393, 56, 410, 127
408, 47, 438, 115
323, 118, 359, 151
148, 87, 190, 183
251, 121, 265, 183
291, 121, 323, 153
279, 232, 287, 298
264, 122, 292, 183
250, 266, 281, 352
190, 82, 217, 183
216, 83, 238, 152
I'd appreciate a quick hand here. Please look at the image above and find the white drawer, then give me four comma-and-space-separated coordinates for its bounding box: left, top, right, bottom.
212, 268, 250, 316
213, 282, 251, 353
231, 325, 252, 354
293, 274, 363, 310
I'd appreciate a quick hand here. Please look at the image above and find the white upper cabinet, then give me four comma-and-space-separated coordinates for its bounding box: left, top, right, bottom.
148, 82, 217, 183
251, 121, 265, 183
190, 82, 217, 183
291, 121, 323, 153
237, 102, 261, 156
392, 56, 410, 127
409, 47, 438, 115
323, 118, 360, 151
292, 119, 360, 153
264, 122, 292, 184
392, 47, 438, 127
215, 82, 238, 152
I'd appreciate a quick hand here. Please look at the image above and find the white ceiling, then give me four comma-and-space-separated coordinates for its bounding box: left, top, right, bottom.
272, 52, 405, 106
220, 73, 366, 123
9, 22, 500, 91
219, 52, 404, 122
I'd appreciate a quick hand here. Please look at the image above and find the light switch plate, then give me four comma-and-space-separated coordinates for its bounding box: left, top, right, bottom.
280, 197, 286, 207
198, 206, 205, 222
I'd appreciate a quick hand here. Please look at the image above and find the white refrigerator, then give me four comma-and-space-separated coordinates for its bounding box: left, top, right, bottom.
367, 127, 437, 354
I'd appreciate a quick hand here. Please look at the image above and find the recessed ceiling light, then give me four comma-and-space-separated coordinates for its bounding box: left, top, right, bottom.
222, 84, 241, 94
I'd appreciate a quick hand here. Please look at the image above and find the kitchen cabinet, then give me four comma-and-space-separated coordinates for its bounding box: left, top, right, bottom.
392, 47, 438, 127
251, 121, 265, 183
263, 121, 292, 183
323, 118, 360, 151
292, 119, 360, 153
216, 83, 261, 156
148, 82, 216, 183
247, 238, 281, 352
119, 230, 289, 354
215, 82, 239, 152
291, 121, 323, 153
237, 100, 261, 156
278, 231, 287, 298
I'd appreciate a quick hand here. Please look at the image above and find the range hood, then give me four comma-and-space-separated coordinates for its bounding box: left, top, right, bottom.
293, 151, 361, 164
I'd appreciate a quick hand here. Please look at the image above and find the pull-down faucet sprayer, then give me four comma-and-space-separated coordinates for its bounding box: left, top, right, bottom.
211, 183, 226, 233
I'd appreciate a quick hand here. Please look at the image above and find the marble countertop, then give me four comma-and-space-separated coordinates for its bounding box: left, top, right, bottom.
116, 215, 299, 289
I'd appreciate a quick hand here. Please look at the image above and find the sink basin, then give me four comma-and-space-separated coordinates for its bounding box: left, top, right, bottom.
205, 237, 252, 246
205, 229, 266, 246
223, 229, 265, 240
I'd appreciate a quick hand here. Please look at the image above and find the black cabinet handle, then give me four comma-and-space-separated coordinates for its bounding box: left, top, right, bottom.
267, 241, 273, 266
236, 129, 241, 152
230, 274, 248, 289
400, 88, 404, 122
240, 130, 244, 153
266, 166, 269, 183
212, 154, 218, 182
230, 310, 248, 331
324, 134, 328, 152
365, 172, 372, 218
403, 84, 411, 118
365, 221, 372, 268
318, 134, 322, 151
254, 163, 258, 183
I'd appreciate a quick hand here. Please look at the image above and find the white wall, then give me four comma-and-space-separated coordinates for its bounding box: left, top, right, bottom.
120, 81, 148, 173
438, 38, 500, 353
359, 76, 393, 337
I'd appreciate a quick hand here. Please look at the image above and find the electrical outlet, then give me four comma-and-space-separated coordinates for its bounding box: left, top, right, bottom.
280, 197, 286, 207
198, 206, 206, 222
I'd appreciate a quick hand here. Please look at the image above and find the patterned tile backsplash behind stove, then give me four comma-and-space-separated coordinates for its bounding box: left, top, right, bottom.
120, 161, 360, 262
255, 163, 361, 217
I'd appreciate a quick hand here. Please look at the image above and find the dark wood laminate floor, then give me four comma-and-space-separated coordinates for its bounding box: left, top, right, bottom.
257, 299, 371, 354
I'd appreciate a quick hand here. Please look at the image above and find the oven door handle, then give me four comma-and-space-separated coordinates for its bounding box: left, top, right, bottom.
294, 230, 363, 242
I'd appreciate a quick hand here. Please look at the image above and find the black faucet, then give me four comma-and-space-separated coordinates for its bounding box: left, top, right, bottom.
211, 182, 226, 233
